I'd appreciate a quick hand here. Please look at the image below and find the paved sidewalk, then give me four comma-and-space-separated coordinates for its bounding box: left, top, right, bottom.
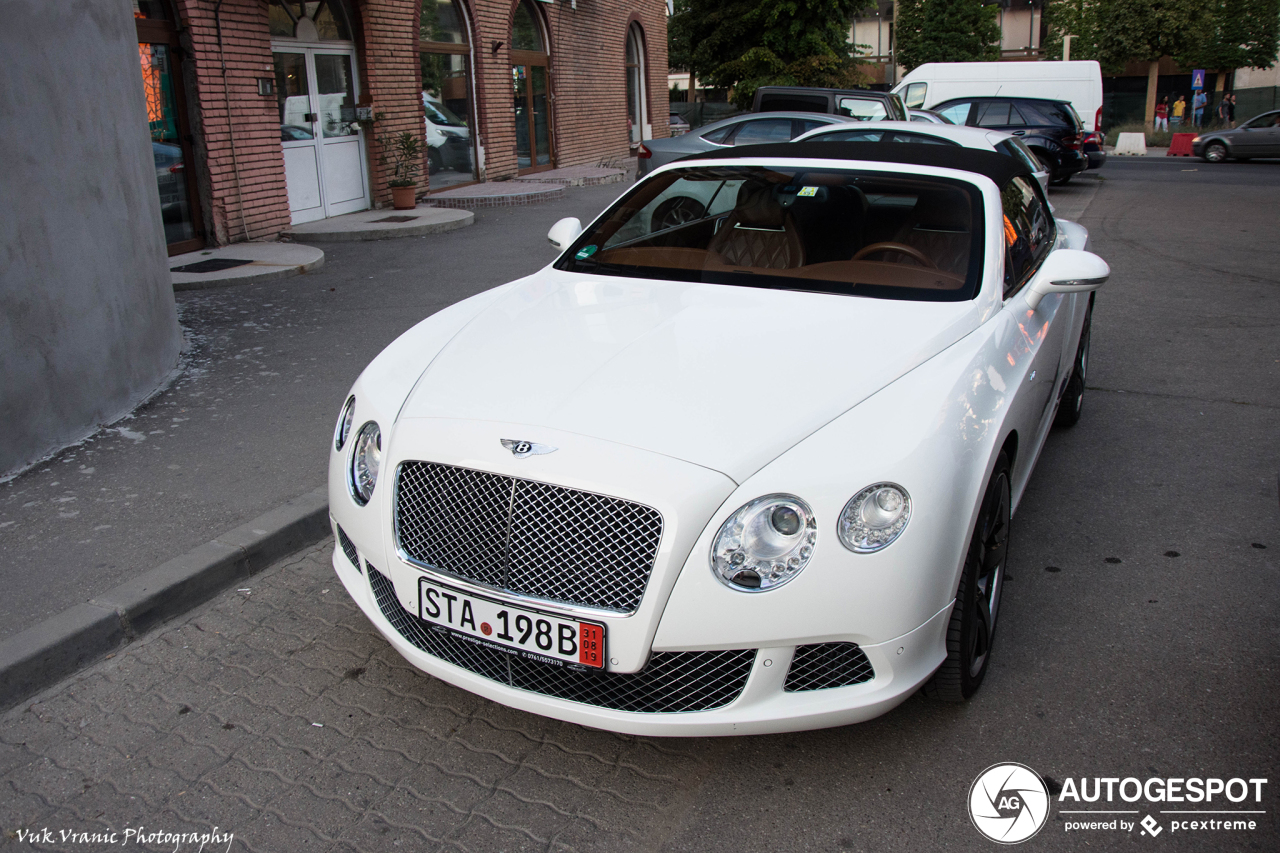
290, 206, 473, 242
0, 540, 715, 852
170, 243, 324, 291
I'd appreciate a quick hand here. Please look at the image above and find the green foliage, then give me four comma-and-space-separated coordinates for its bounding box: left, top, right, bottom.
1046, 0, 1278, 73
668, 0, 873, 106
378, 131, 422, 188
1182, 0, 1280, 71
1095, 0, 1212, 73
1043, 0, 1103, 62
895, 0, 1001, 72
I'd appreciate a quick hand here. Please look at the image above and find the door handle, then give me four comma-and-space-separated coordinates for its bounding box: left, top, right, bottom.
304, 112, 318, 123
1013, 130, 1026, 136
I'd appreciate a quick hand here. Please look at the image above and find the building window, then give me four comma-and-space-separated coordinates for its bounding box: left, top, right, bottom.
420, 0, 477, 188
510, 0, 553, 172
269, 0, 352, 41
626, 23, 648, 145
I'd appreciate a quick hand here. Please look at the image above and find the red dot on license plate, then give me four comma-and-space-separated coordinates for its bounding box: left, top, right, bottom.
480, 622, 492, 636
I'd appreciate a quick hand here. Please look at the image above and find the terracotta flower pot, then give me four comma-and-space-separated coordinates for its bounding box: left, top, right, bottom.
391, 185, 416, 210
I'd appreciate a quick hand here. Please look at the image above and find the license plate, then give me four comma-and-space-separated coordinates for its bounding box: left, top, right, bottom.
418, 577, 606, 670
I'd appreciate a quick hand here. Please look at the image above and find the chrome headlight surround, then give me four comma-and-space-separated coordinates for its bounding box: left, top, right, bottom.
349, 421, 381, 506
710, 494, 817, 592
333, 395, 356, 451
838, 483, 911, 553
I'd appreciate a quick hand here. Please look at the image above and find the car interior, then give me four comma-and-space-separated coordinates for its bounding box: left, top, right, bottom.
561, 167, 981, 299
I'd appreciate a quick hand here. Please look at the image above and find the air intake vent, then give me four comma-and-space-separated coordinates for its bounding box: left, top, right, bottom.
783, 642, 875, 691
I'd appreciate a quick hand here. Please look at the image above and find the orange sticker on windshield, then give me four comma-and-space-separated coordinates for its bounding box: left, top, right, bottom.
1003, 215, 1018, 247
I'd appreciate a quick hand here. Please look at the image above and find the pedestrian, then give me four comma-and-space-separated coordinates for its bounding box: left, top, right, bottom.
1155, 96, 1169, 132
1193, 89, 1207, 127
1172, 95, 1186, 127
1227, 94, 1236, 128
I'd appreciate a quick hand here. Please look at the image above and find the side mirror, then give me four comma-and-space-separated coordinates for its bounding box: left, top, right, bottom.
1025, 249, 1110, 310
547, 217, 582, 251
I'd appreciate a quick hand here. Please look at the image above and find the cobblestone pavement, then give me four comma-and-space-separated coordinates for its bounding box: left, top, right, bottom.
0, 540, 727, 853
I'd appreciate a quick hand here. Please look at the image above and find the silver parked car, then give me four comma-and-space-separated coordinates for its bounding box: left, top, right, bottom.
636, 111, 858, 178
1193, 110, 1280, 162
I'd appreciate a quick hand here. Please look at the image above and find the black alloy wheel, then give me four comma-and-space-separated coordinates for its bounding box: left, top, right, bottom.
651, 196, 706, 230
1203, 142, 1228, 163
925, 451, 1012, 702
1054, 299, 1093, 428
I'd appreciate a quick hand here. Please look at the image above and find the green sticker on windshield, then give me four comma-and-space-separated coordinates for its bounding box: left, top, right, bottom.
575, 245, 598, 259
797, 186, 819, 197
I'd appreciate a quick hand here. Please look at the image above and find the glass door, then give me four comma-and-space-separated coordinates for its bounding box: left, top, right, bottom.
273, 47, 369, 224
511, 64, 553, 171
136, 5, 203, 255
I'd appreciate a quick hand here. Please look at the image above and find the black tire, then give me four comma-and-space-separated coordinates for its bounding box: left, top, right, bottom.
1203, 142, 1227, 163
1054, 300, 1093, 428
427, 148, 443, 175
924, 452, 1011, 702
1050, 169, 1073, 186
651, 196, 706, 231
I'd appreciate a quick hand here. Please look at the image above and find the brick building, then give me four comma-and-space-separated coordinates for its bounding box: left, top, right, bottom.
133, 0, 669, 253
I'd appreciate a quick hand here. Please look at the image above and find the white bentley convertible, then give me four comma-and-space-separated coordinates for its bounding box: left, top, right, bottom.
328, 142, 1108, 736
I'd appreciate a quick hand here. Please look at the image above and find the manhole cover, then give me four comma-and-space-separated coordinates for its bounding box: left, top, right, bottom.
372, 215, 419, 223
170, 258, 253, 274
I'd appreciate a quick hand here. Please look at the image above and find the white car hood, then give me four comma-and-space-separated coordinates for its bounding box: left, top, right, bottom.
400, 270, 980, 482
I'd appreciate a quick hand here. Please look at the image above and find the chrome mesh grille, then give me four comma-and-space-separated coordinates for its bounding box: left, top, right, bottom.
336, 525, 361, 573
395, 461, 663, 613
783, 642, 875, 692
368, 565, 753, 713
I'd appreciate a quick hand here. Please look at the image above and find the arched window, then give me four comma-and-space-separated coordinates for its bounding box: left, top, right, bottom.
626, 24, 648, 145
268, 0, 352, 41
421, 0, 477, 188
510, 0, 553, 172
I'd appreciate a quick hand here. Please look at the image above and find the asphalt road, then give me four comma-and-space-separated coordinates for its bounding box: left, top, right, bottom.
2, 158, 1279, 852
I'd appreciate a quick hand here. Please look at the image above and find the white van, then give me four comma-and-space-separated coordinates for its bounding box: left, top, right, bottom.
892, 61, 1104, 132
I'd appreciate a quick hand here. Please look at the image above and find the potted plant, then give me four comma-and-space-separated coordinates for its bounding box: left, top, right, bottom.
378, 131, 422, 210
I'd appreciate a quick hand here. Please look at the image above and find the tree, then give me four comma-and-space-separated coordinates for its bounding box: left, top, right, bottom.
895, 0, 1001, 72
669, 0, 874, 109
1043, 0, 1103, 62
1182, 0, 1280, 75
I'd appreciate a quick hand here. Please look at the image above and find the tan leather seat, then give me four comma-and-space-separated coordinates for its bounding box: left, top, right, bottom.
889, 191, 972, 277
707, 183, 805, 269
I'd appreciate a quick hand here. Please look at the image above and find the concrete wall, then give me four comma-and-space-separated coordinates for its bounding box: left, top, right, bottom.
0, 0, 182, 478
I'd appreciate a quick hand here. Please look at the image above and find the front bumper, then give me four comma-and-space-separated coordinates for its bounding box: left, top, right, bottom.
330, 528, 950, 736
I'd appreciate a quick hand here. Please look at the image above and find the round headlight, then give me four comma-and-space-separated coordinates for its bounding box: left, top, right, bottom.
334, 395, 356, 451
349, 421, 381, 505
710, 494, 817, 592
838, 483, 911, 553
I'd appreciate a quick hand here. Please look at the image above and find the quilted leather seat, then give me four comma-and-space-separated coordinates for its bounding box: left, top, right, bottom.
889, 191, 972, 276
708, 183, 806, 269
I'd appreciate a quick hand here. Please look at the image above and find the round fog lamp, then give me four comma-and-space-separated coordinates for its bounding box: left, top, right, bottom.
334, 395, 356, 450
349, 421, 381, 505
838, 483, 911, 553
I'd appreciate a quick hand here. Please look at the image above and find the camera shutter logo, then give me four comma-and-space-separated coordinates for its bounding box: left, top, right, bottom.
968, 763, 1050, 844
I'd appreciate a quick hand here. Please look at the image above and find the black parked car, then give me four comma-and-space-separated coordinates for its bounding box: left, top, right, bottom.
930, 96, 1088, 185
752, 86, 907, 122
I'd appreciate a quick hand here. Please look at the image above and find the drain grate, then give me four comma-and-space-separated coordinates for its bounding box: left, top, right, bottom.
372, 215, 419, 223
170, 258, 253, 274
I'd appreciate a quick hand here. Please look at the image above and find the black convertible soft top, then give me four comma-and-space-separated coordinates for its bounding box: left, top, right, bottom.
677, 141, 1032, 188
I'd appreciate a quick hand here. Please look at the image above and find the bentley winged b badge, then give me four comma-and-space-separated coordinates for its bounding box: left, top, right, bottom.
501, 439, 558, 459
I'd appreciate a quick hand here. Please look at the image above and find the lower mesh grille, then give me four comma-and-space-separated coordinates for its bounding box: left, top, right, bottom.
367, 565, 754, 713
337, 525, 360, 573
784, 642, 875, 691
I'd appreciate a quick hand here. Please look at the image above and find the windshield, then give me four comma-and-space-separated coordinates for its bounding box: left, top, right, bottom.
554, 166, 985, 302
423, 97, 467, 127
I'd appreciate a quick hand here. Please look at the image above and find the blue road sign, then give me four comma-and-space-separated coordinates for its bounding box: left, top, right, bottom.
1192, 69, 1205, 90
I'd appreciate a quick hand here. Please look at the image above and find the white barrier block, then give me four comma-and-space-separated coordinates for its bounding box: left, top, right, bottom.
1114, 132, 1147, 156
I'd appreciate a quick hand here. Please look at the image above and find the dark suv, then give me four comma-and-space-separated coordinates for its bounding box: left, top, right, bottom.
930, 97, 1087, 185
753, 86, 907, 122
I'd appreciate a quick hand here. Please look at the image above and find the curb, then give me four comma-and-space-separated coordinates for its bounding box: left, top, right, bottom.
0, 486, 331, 712
290, 208, 474, 242
172, 254, 325, 292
